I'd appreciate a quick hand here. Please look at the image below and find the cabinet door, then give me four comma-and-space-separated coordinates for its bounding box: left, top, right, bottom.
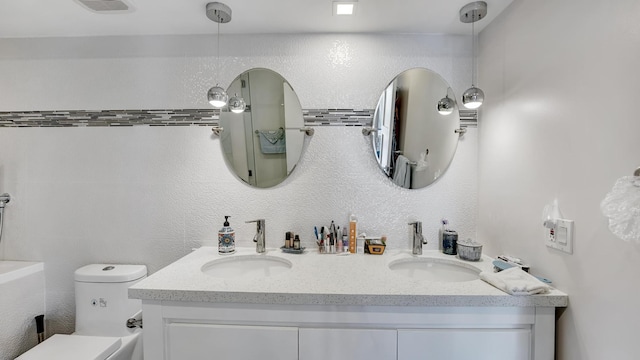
167, 323, 298, 360
398, 329, 531, 360
299, 328, 397, 360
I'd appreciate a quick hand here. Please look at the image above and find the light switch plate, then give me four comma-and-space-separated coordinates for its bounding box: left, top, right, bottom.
546, 219, 574, 254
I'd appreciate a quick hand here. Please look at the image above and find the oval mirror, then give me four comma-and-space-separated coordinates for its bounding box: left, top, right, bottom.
370, 68, 461, 189
219, 68, 305, 188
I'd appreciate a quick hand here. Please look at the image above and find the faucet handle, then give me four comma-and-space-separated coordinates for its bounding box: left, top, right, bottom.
246, 219, 265, 225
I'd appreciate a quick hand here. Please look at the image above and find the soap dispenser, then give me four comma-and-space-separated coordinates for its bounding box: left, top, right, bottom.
218, 216, 236, 254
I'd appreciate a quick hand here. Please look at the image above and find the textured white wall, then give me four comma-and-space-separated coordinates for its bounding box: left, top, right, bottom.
478, 0, 640, 359
0, 34, 477, 336
0, 34, 471, 111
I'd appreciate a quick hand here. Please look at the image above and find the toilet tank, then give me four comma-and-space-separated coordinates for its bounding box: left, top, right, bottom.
74, 264, 147, 337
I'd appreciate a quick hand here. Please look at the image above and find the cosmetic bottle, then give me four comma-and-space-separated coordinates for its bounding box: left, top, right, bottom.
442, 230, 458, 255
343, 226, 349, 251
439, 218, 448, 252
285, 232, 292, 248
349, 214, 357, 253
218, 216, 235, 254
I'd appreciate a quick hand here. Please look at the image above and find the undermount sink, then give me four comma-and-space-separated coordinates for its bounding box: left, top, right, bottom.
201, 255, 292, 279
388, 257, 480, 282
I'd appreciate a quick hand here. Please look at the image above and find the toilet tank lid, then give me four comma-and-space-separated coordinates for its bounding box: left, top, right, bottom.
75, 264, 147, 283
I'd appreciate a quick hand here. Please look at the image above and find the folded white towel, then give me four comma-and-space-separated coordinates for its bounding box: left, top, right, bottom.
393, 155, 411, 188
480, 267, 551, 296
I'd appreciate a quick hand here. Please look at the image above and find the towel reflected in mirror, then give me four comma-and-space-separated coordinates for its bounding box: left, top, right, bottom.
393, 155, 412, 188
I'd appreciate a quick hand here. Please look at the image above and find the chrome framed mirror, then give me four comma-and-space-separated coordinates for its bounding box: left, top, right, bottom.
219, 68, 305, 188
370, 68, 461, 189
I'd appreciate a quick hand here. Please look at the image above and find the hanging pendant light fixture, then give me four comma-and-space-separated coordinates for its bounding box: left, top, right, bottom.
206, 2, 232, 108
228, 93, 246, 113
460, 1, 487, 110
437, 94, 455, 115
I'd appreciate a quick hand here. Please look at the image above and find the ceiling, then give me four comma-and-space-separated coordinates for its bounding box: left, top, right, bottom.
0, 0, 513, 38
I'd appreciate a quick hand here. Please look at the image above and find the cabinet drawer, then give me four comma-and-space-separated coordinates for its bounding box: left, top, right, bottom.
299, 328, 397, 360
398, 328, 531, 360
167, 323, 298, 360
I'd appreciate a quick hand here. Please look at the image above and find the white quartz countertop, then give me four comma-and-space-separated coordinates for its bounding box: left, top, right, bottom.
129, 247, 568, 307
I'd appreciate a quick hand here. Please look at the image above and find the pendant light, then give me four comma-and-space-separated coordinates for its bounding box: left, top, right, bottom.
437, 94, 455, 115
206, 2, 232, 108
228, 93, 246, 113
460, 1, 487, 110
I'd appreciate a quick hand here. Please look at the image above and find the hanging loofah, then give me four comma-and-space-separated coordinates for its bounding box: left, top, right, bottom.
601, 176, 640, 242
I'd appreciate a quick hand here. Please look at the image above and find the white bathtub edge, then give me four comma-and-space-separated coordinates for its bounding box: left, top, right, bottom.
0, 261, 44, 284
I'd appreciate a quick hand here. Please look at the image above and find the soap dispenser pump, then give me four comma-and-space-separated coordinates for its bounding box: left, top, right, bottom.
218, 216, 236, 254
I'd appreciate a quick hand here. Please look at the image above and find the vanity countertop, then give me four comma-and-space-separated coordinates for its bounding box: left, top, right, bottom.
128, 247, 568, 307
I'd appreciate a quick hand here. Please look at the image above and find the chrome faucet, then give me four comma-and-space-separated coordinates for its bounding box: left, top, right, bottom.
409, 221, 427, 255
246, 219, 266, 253
0, 193, 10, 208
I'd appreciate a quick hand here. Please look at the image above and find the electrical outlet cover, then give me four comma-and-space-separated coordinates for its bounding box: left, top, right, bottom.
546, 219, 574, 254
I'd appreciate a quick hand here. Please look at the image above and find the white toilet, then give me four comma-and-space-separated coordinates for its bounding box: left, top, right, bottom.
18, 264, 147, 360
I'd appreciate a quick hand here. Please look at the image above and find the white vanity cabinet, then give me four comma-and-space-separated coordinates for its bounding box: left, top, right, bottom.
141, 300, 556, 360
129, 248, 566, 360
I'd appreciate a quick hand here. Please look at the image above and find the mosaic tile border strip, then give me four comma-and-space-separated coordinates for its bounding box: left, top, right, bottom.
303, 109, 374, 126
0, 109, 220, 127
0, 108, 476, 128
459, 109, 478, 127
303, 109, 477, 127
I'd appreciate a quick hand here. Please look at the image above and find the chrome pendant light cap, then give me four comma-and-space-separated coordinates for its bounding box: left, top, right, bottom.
460, 1, 487, 23
206, 2, 232, 23
437, 95, 455, 115
229, 93, 246, 113
462, 86, 484, 109
208, 85, 228, 108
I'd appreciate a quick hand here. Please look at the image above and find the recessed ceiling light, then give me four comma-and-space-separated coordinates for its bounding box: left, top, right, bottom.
333, 1, 357, 16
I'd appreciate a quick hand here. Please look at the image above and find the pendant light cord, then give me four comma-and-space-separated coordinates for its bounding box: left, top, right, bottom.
217, 21, 221, 85
0, 208, 4, 245
471, 17, 476, 88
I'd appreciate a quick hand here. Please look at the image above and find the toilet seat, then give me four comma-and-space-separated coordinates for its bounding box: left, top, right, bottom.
17, 334, 121, 360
